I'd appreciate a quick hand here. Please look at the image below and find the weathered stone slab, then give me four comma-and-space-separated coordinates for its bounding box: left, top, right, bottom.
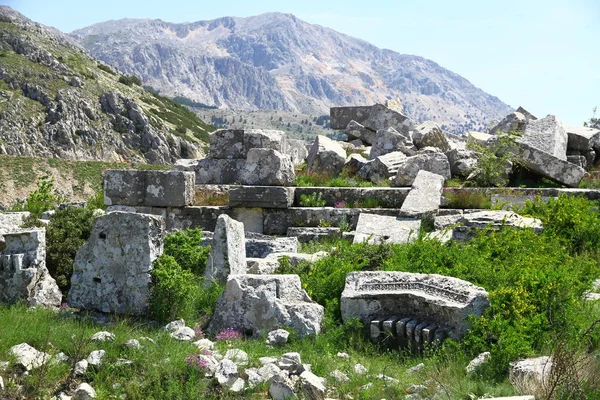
509, 357, 552, 391
519, 115, 568, 160
363, 104, 413, 137
229, 186, 294, 209
243, 129, 287, 157
489, 112, 528, 135
294, 187, 411, 209
353, 213, 420, 244
104, 170, 195, 207
445, 149, 479, 177
413, 121, 450, 151
287, 227, 341, 243
466, 131, 492, 148
306, 135, 347, 177
231, 208, 263, 233
68, 212, 164, 315
205, 215, 247, 285
208, 274, 324, 337
240, 149, 295, 186
166, 206, 229, 232
340, 271, 490, 340
209, 129, 245, 159
345, 120, 376, 145
566, 125, 600, 152
0, 229, 61, 308
284, 138, 309, 166
400, 171, 444, 217
245, 234, 299, 258
175, 159, 246, 185
517, 142, 585, 187
359, 151, 406, 183
330, 106, 372, 130
392, 152, 451, 187
370, 127, 415, 159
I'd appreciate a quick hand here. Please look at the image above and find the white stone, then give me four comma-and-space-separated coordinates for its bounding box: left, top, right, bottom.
91, 331, 115, 342
413, 121, 450, 152
74, 359, 88, 376
258, 362, 284, 381
400, 170, 445, 217
266, 329, 290, 346
300, 370, 327, 400
86, 350, 106, 367
307, 135, 347, 177
519, 115, 568, 160
376, 374, 400, 384
193, 338, 215, 351
278, 352, 302, 374
204, 215, 247, 285
330, 369, 350, 382
336, 352, 350, 359
509, 356, 552, 389
259, 356, 279, 366
224, 349, 249, 366
74, 383, 96, 400
239, 148, 295, 186
392, 152, 451, 187
246, 367, 264, 387
269, 374, 297, 400
215, 359, 239, 386
407, 363, 425, 373
466, 351, 491, 374
9, 343, 50, 371
354, 364, 368, 374
353, 213, 420, 245
370, 127, 415, 159
124, 339, 141, 350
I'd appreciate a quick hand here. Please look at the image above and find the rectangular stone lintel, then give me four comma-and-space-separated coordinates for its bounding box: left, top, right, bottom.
229, 186, 295, 208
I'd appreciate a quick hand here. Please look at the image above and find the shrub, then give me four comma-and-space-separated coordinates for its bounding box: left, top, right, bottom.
11, 175, 63, 219
163, 229, 209, 276
118, 74, 142, 87
467, 132, 520, 187
299, 192, 326, 207
46, 207, 96, 293
445, 190, 491, 209
97, 63, 116, 75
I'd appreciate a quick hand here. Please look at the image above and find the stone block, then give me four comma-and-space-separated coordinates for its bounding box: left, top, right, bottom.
340, 271, 490, 340
400, 171, 445, 217
245, 234, 299, 258
359, 151, 406, 183
519, 115, 568, 160
68, 212, 164, 315
239, 149, 295, 186
346, 120, 376, 145
209, 129, 245, 159
287, 227, 341, 243
306, 135, 346, 177
353, 213, 420, 244
330, 106, 372, 130
293, 187, 410, 209
392, 152, 451, 187
208, 274, 324, 337
284, 138, 309, 166
104, 170, 194, 207
489, 112, 528, 135
363, 104, 413, 138
229, 186, 295, 209
243, 129, 287, 157
517, 142, 585, 187
566, 125, 600, 152
445, 149, 479, 177
413, 121, 450, 151
205, 215, 247, 285
231, 208, 264, 233
166, 206, 230, 232
370, 127, 415, 159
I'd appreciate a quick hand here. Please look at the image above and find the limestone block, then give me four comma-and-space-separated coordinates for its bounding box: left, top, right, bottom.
359, 151, 406, 183
229, 186, 295, 209
284, 138, 309, 166
370, 127, 415, 159
244, 129, 287, 156
413, 121, 450, 151
204, 215, 247, 285
392, 153, 451, 187
330, 106, 372, 129
209, 129, 245, 159
353, 213, 420, 244
287, 227, 341, 243
208, 274, 324, 337
68, 212, 164, 315
306, 135, 346, 177
231, 208, 264, 233
340, 271, 490, 340
239, 149, 295, 186
363, 104, 413, 138
104, 170, 194, 207
346, 120, 376, 145
445, 149, 479, 177
489, 112, 528, 135
400, 171, 445, 217
175, 158, 245, 185
519, 115, 568, 160
517, 142, 585, 187
566, 125, 600, 152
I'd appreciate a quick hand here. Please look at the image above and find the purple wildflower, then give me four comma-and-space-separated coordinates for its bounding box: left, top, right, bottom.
60, 302, 68, 310
215, 328, 243, 341
186, 354, 210, 370
193, 324, 205, 339
334, 200, 346, 209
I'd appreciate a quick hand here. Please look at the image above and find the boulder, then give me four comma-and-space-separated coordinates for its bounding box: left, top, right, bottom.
205, 215, 247, 285
209, 129, 245, 159
400, 171, 445, 217
269, 375, 297, 400
300, 370, 327, 400
266, 329, 290, 346
9, 343, 50, 371
359, 151, 406, 183
239, 148, 295, 186
445, 149, 479, 177
341, 271, 490, 340
489, 112, 528, 135
0, 229, 61, 308
215, 359, 241, 387
91, 331, 115, 342
353, 213, 420, 244
517, 142, 585, 187
466, 351, 491, 374
330, 106, 372, 130
284, 138, 309, 166
68, 212, 164, 315
413, 121, 450, 151
306, 135, 347, 177
370, 127, 415, 159
566, 125, 600, 152
208, 274, 324, 337
392, 152, 451, 187
519, 115, 568, 160
104, 170, 195, 207
467, 131, 493, 148
346, 120, 376, 145
86, 350, 105, 367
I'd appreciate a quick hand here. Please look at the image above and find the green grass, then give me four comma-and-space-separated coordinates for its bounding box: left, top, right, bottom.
295, 170, 387, 187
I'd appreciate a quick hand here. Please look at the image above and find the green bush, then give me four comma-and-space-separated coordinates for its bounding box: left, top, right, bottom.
97, 63, 116, 75
299, 192, 326, 207
163, 229, 209, 276
46, 207, 96, 293
467, 132, 520, 187
118, 74, 142, 87
11, 175, 63, 218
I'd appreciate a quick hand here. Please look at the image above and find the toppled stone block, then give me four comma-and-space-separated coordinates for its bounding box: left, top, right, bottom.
370, 127, 415, 159
330, 106, 372, 130
359, 151, 406, 183
341, 271, 490, 340
346, 120, 376, 145
245, 234, 299, 258
519, 115, 568, 160
208, 274, 324, 337
0, 229, 61, 308
229, 186, 294, 209
244, 129, 287, 156
205, 215, 247, 285
400, 171, 445, 217
209, 129, 245, 159
489, 112, 528, 135
413, 121, 450, 151
68, 212, 164, 315
445, 148, 479, 177
284, 138, 309, 166
392, 152, 451, 187
363, 104, 413, 138
104, 170, 195, 207
175, 158, 246, 185
344, 153, 368, 175
353, 213, 420, 244
517, 142, 585, 187
306, 135, 346, 177
467, 131, 493, 148
566, 125, 600, 152
240, 149, 295, 186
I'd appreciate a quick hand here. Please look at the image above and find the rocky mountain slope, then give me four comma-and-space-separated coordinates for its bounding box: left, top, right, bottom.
0, 7, 213, 164
72, 13, 512, 134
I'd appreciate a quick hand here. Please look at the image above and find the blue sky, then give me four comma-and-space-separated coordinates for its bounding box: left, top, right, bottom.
5, 0, 599, 125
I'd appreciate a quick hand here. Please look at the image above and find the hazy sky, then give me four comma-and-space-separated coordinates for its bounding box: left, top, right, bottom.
5, 0, 599, 125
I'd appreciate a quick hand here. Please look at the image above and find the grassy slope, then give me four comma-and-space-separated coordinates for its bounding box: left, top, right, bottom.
0, 155, 169, 207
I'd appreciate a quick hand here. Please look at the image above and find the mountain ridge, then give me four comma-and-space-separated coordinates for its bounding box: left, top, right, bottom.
71, 12, 513, 133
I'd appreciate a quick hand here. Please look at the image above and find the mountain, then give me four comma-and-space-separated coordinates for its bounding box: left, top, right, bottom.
71, 13, 512, 133
0, 6, 213, 164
